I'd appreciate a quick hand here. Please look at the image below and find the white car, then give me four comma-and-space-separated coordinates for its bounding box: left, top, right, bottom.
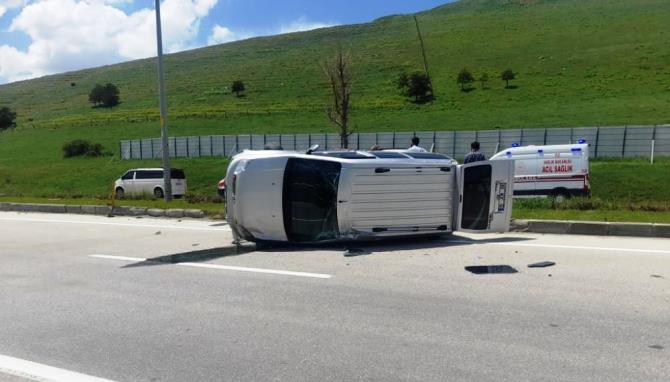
490, 143, 590, 201
224, 148, 514, 244
114, 168, 187, 199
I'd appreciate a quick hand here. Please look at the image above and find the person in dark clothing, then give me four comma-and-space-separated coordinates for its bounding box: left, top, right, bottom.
464, 141, 487, 163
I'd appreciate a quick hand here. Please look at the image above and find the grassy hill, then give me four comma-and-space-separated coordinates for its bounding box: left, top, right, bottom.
0, 0, 669, 201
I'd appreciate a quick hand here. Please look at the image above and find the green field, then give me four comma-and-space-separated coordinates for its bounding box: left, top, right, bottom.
1, 0, 669, 223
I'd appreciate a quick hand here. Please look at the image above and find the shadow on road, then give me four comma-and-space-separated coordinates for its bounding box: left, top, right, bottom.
122, 244, 256, 268
121, 235, 535, 268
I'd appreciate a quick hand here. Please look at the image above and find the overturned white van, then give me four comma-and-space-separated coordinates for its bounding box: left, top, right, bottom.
225, 149, 515, 244
490, 144, 590, 201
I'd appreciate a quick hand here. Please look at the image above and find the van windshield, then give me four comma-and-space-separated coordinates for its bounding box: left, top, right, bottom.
282, 158, 341, 242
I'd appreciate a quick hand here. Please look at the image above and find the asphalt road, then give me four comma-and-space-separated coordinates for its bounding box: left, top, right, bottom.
0, 212, 668, 382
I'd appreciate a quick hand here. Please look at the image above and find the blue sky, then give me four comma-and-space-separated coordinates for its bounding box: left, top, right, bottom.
0, 0, 453, 84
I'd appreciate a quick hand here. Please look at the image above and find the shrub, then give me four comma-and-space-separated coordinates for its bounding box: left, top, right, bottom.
62, 140, 104, 158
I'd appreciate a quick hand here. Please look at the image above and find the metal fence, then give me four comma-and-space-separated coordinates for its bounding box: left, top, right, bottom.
120, 125, 670, 161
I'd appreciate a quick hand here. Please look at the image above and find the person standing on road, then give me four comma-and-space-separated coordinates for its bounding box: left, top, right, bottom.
464, 141, 487, 163
407, 137, 427, 153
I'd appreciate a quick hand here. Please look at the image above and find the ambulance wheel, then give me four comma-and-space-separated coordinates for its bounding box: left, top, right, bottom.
552, 188, 570, 203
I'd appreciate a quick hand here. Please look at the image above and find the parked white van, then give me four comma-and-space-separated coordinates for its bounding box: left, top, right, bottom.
224, 148, 515, 244
490, 144, 590, 201
114, 168, 187, 199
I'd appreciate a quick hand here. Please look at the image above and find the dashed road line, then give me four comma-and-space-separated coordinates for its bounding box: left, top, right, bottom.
89, 255, 332, 279
0, 216, 229, 232
0, 354, 117, 382
450, 240, 670, 255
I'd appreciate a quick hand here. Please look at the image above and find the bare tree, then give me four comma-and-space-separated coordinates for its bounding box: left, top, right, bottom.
323, 48, 352, 149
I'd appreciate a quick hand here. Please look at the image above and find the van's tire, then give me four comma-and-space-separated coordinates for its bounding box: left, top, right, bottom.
153, 187, 164, 199
552, 188, 571, 203
115, 187, 125, 199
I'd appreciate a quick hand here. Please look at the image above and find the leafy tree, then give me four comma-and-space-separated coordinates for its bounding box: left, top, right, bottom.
101, 83, 120, 107
397, 72, 432, 103
457, 68, 475, 91
231, 80, 245, 97
323, 48, 353, 148
62, 139, 103, 158
396, 72, 409, 91
89, 83, 120, 107
88, 84, 105, 107
0, 107, 17, 131
479, 73, 490, 89
501, 69, 516, 88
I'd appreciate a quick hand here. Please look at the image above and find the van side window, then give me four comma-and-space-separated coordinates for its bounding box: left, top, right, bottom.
136, 170, 163, 179
121, 171, 135, 180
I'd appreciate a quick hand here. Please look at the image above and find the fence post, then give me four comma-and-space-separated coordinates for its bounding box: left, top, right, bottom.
119, 142, 122, 159
621, 126, 627, 158
594, 127, 600, 158
392, 132, 396, 149
651, 125, 656, 164
433, 131, 437, 152
171, 137, 176, 158
151, 139, 155, 159
569, 128, 574, 144
325, 133, 328, 150
358, 134, 361, 150
452, 131, 457, 158
543, 129, 547, 145
222, 136, 226, 156
186, 137, 190, 158
520, 129, 524, 145
198, 137, 201, 157
210, 136, 213, 156
139, 140, 143, 159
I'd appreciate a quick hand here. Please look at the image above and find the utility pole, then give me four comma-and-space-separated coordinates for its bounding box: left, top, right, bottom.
155, 0, 172, 201
414, 15, 434, 99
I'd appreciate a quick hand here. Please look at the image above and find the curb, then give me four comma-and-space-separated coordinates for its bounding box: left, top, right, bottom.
0, 202, 208, 220
512, 219, 670, 239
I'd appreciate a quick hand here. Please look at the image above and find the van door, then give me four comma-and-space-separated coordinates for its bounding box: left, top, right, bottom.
456, 160, 514, 233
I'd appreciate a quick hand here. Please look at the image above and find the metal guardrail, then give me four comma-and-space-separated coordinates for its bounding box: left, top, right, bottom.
120, 125, 670, 161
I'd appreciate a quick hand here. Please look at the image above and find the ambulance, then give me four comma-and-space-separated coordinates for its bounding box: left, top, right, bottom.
490, 143, 590, 201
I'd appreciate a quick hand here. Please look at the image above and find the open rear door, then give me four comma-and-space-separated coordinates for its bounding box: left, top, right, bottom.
456, 160, 514, 233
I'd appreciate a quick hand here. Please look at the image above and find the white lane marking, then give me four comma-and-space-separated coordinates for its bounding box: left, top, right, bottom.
89, 255, 332, 279
0, 217, 229, 232
0, 354, 116, 382
450, 240, 670, 255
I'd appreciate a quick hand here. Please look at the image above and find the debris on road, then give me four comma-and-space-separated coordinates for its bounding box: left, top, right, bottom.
648, 345, 664, 350
343, 248, 371, 257
650, 274, 664, 279
528, 261, 556, 268
155, 231, 162, 235
465, 265, 518, 274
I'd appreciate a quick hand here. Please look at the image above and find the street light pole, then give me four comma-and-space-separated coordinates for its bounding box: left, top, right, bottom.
155, 0, 172, 201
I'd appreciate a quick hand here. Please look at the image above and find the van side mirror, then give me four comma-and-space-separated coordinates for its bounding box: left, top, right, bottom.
306, 144, 319, 154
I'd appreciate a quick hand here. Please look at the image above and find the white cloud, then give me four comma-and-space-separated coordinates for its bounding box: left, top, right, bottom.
277, 16, 335, 34
206, 16, 336, 47
0, 0, 25, 18
0, 0, 217, 83
207, 23, 252, 45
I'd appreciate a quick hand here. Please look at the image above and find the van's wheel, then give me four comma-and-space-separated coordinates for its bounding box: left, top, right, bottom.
154, 187, 164, 199
115, 187, 125, 199
552, 188, 570, 204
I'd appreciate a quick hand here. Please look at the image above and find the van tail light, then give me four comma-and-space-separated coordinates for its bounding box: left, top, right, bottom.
218, 179, 226, 190
584, 174, 591, 191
